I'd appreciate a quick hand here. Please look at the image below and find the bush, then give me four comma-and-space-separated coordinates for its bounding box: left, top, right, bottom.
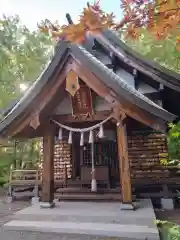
156, 220, 180, 240
168, 122, 180, 163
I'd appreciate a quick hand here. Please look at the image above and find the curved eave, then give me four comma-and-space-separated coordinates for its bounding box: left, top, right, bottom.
0, 41, 69, 136
0, 39, 176, 138
71, 44, 176, 125
98, 29, 180, 92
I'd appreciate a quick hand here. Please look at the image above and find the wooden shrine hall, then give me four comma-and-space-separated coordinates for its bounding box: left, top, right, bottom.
0, 28, 180, 209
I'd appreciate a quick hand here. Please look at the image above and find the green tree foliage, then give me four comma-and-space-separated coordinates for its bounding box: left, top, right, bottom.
0, 140, 15, 184
0, 139, 41, 185
0, 15, 52, 109
167, 123, 180, 165
156, 220, 180, 240
0, 15, 52, 184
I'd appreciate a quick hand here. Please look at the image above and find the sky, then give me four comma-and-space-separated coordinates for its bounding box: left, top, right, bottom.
0, 0, 123, 30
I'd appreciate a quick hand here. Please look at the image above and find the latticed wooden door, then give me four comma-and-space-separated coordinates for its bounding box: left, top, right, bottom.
82, 141, 118, 166
82, 140, 119, 182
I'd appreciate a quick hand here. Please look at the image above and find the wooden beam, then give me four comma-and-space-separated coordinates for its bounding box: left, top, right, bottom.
53, 110, 111, 123
71, 59, 166, 132
116, 119, 134, 210
8, 58, 72, 137
71, 134, 78, 180
41, 124, 55, 208
144, 92, 161, 100
8, 55, 166, 138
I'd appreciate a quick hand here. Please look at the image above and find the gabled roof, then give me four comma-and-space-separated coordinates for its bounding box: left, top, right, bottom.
97, 29, 180, 92
0, 41, 69, 134
71, 44, 174, 123
0, 33, 177, 137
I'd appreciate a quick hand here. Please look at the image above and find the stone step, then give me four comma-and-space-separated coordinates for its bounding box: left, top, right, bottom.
14, 200, 153, 219
0, 230, 146, 240
10, 210, 155, 228
4, 220, 159, 240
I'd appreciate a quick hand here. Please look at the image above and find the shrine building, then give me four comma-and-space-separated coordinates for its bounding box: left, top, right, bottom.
0, 27, 180, 209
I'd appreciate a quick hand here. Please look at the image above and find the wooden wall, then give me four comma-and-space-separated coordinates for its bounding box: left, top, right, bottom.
126, 118, 180, 192
127, 130, 169, 184
38, 118, 180, 193
40, 140, 72, 181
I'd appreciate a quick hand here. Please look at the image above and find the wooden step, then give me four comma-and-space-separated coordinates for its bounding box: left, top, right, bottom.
56, 187, 121, 194
55, 193, 122, 201
53, 192, 136, 202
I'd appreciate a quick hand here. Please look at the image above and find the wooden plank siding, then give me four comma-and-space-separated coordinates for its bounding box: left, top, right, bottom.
39, 129, 180, 191
127, 130, 180, 192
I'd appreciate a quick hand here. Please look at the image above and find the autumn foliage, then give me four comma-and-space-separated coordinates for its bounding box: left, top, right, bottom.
38, 0, 180, 50
38, 1, 115, 43
120, 0, 180, 50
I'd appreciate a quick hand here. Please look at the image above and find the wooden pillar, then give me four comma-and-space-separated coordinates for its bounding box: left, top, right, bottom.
71, 136, 76, 180
117, 121, 134, 210
41, 125, 55, 208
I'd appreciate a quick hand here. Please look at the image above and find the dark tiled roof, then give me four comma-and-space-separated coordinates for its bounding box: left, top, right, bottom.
0, 34, 177, 136
98, 29, 180, 91
70, 44, 175, 122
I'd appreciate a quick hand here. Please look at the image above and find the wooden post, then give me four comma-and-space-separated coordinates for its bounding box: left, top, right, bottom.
71, 137, 76, 180
116, 121, 134, 210
40, 125, 55, 208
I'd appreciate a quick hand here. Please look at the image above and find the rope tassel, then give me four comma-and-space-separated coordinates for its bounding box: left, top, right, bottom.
89, 130, 94, 143
52, 115, 112, 133
52, 114, 112, 146
98, 124, 104, 139
58, 127, 63, 140
68, 131, 72, 144
80, 132, 84, 146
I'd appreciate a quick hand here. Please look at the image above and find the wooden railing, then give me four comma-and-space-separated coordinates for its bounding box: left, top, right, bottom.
8, 164, 68, 199
9, 169, 41, 186
9, 164, 68, 184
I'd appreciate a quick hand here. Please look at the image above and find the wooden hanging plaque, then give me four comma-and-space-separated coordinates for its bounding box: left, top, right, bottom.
70, 84, 94, 118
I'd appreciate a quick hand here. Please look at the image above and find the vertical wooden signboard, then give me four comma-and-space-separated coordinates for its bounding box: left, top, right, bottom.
70, 83, 94, 119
